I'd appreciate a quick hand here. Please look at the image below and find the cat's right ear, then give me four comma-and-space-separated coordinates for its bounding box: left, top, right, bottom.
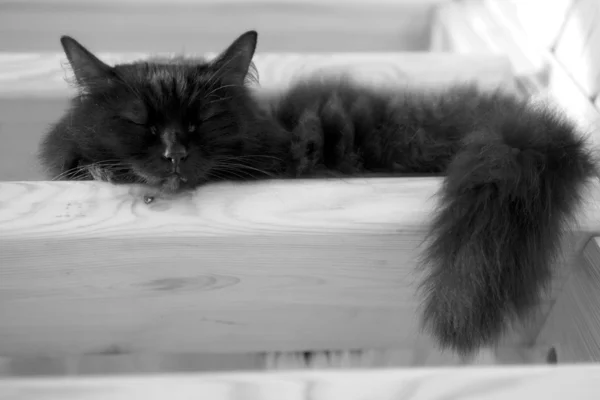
211, 30, 258, 86
60, 36, 114, 88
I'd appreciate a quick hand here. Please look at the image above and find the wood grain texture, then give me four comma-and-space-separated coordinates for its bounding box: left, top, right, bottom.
0, 178, 437, 356
0, 0, 440, 53
536, 237, 600, 362
1, 178, 599, 357
0, 353, 266, 376
0, 52, 516, 98
1, 364, 600, 400
14, 0, 448, 3
0, 345, 555, 376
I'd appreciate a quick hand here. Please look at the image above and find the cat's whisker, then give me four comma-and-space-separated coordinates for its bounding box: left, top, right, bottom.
214, 154, 284, 163
51, 166, 90, 181
58, 171, 86, 182
205, 96, 235, 107
94, 164, 131, 170
228, 164, 276, 178
51, 160, 134, 182
204, 51, 240, 92
206, 171, 228, 181
214, 170, 250, 180
211, 162, 275, 180
210, 164, 259, 180
210, 163, 249, 174
203, 84, 238, 102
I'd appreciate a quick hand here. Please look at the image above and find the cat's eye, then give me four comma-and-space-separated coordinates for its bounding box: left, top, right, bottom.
150, 126, 157, 135
126, 119, 146, 126
121, 100, 148, 126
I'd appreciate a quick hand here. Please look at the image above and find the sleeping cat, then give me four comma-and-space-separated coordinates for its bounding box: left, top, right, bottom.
38, 30, 598, 356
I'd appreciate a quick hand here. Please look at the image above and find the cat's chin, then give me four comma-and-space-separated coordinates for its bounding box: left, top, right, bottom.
160, 175, 186, 193
148, 174, 204, 195
131, 166, 195, 193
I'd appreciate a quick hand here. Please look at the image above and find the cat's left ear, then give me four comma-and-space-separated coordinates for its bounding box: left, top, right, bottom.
60, 36, 114, 89
211, 30, 258, 85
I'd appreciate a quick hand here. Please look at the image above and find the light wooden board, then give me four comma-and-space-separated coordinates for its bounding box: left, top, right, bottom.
0, 0, 439, 53
0, 52, 515, 183
0, 178, 435, 356
0, 179, 599, 357
536, 237, 600, 362
15, 0, 448, 3
0, 345, 558, 376
1, 365, 600, 400
0, 52, 515, 98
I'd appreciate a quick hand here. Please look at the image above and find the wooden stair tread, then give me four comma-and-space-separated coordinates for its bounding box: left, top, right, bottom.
0, 52, 515, 98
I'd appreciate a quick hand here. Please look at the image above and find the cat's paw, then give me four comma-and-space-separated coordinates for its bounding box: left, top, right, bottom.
290, 108, 323, 176
320, 93, 362, 173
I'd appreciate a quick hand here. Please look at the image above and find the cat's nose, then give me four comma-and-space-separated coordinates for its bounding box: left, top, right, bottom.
163, 147, 188, 164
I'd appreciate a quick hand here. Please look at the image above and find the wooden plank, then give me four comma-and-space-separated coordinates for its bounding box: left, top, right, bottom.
0, 1, 440, 53
14, 0, 449, 4
0, 353, 266, 376
0, 53, 515, 182
0, 178, 435, 356
0, 345, 556, 376
0, 179, 599, 357
536, 237, 600, 362
1, 365, 600, 400
0, 52, 516, 98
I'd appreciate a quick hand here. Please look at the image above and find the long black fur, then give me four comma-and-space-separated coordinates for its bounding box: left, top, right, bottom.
38, 31, 599, 355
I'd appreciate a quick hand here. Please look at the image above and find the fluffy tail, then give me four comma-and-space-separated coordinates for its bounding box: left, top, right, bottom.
421, 105, 598, 355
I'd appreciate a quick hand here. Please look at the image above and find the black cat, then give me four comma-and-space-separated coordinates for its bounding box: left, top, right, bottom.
38, 31, 598, 355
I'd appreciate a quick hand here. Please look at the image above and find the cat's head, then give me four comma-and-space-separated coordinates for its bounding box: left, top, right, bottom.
57, 31, 264, 192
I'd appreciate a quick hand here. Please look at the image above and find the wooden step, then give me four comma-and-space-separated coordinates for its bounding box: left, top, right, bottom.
1, 364, 599, 399
0, 346, 557, 376
0, 0, 450, 53
0, 52, 514, 182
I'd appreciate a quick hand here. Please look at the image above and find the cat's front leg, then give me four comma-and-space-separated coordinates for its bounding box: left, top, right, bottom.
289, 109, 324, 176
